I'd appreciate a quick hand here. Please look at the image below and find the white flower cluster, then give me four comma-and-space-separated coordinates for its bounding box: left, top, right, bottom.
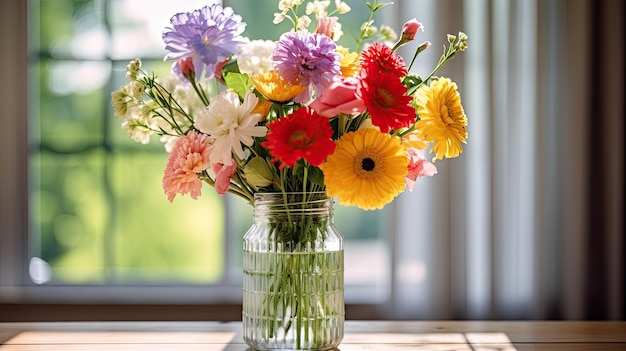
236, 39, 276, 76
111, 59, 208, 151
274, 0, 306, 24
273, 0, 351, 33
306, 0, 351, 17
305, 0, 331, 18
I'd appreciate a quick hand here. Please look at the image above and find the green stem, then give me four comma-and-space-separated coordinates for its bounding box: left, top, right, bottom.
397, 124, 416, 138
355, 0, 379, 51
190, 79, 210, 107
409, 49, 458, 95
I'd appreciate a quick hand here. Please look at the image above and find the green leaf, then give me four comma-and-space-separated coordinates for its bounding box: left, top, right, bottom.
307, 166, 325, 187
292, 161, 305, 180
368, 2, 391, 12
221, 59, 241, 75
244, 157, 273, 188
403, 74, 423, 91
224, 72, 253, 99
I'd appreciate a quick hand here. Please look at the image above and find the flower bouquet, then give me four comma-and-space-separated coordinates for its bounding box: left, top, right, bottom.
112, 0, 467, 349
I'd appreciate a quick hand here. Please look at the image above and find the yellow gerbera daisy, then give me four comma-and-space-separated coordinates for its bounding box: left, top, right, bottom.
336, 46, 360, 77
251, 71, 307, 103
322, 128, 408, 210
414, 77, 467, 161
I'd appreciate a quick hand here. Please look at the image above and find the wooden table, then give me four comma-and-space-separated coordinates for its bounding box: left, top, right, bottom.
0, 321, 625, 350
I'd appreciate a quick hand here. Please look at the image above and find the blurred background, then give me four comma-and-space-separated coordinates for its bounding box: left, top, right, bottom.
0, 0, 623, 321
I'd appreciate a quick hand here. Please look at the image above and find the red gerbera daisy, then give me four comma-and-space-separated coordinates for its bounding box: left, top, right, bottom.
262, 108, 336, 169
357, 69, 416, 132
360, 42, 408, 77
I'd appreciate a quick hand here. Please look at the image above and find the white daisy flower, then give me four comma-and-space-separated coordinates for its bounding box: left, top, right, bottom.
194, 91, 267, 166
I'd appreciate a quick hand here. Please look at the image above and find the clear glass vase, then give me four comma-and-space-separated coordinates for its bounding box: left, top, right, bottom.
242, 192, 344, 350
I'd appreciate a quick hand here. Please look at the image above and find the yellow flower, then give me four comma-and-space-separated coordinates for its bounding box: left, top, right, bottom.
336, 46, 360, 77
251, 99, 273, 121
414, 77, 467, 161
251, 71, 306, 103
322, 128, 408, 210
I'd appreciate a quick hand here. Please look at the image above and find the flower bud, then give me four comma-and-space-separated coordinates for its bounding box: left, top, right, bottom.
214, 59, 228, 81
456, 31, 469, 51
379, 25, 398, 42
335, 0, 351, 14
296, 15, 312, 30
212, 161, 237, 196
360, 21, 377, 38
177, 57, 195, 81
416, 41, 431, 54
125, 58, 142, 80
127, 80, 145, 99
401, 18, 423, 42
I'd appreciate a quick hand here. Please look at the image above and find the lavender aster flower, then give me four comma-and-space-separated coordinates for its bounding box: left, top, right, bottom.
273, 30, 341, 102
163, 4, 246, 80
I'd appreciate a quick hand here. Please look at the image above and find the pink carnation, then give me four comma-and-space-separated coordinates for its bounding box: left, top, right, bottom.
405, 147, 438, 191
212, 161, 237, 195
162, 131, 213, 202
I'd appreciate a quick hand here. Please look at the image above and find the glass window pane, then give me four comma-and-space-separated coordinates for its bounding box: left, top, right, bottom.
110, 153, 226, 284
37, 0, 108, 60
35, 59, 109, 148
30, 152, 108, 284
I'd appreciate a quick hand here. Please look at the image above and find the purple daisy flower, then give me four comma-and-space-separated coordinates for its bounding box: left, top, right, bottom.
163, 4, 246, 80
273, 30, 342, 102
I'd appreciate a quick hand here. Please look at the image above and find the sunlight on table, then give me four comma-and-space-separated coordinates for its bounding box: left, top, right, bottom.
1, 331, 517, 351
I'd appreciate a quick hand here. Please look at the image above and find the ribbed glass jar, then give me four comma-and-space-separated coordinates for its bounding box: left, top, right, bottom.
242, 192, 344, 350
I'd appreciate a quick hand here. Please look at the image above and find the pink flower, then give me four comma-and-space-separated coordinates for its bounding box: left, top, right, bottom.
214, 59, 228, 81
162, 131, 213, 202
212, 161, 237, 195
315, 16, 338, 38
405, 147, 437, 191
401, 18, 423, 42
309, 76, 366, 117
177, 57, 195, 81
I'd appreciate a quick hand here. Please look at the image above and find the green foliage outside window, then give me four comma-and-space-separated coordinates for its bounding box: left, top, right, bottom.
30, 0, 385, 286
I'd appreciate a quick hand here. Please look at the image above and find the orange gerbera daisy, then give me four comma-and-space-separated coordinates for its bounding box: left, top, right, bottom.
251, 71, 307, 103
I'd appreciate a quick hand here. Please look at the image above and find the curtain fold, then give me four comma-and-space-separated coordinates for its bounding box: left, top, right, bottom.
388, 0, 623, 320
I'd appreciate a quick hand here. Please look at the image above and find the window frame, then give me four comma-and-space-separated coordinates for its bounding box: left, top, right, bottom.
0, 0, 29, 303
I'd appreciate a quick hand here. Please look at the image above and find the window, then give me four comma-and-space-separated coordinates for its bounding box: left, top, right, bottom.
1, 0, 390, 306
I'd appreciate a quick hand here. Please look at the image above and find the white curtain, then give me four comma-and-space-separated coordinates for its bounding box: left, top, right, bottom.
382, 0, 624, 320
